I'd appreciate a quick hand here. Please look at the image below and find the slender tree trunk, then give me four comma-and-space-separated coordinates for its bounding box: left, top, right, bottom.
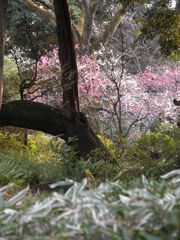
53, 0, 79, 112
0, 0, 7, 110
52, 0, 110, 158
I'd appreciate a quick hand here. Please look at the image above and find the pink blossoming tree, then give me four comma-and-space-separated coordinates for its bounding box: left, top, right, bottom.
27, 46, 180, 139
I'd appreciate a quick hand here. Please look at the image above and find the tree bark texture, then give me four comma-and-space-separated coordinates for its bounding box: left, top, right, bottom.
0, 0, 7, 110
0, 100, 107, 158
53, 0, 79, 112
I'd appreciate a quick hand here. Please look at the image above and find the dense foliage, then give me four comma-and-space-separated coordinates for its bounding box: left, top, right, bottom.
0, 124, 179, 187
0, 169, 180, 239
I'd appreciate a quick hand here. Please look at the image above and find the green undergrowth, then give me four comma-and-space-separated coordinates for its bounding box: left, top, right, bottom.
119, 125, 180, 181
100, 125, 180, 181
0, 132, 119, 187
0, 124, 179, 187
0, 131, 55, 161
0, 169, 179, 239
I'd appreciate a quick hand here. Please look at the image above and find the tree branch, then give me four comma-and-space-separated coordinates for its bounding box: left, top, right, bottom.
16, 0, 82, 43
16, 0, 56, 26
89, 4, 125, 51
81, 0, 97, 45
37, 0, 54, 11
15, 0, 126, 51
125, 111, 150, 137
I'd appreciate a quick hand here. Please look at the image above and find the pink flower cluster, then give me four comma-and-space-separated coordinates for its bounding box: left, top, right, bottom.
28, 45, 180, 129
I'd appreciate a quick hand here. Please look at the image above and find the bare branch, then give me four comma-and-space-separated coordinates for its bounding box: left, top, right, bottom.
125, 111, 150, 137
16, 0, 56, 26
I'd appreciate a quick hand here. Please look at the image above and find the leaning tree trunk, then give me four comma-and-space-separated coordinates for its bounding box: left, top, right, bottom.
0, 101, 107, 159
0, 0, 7, 110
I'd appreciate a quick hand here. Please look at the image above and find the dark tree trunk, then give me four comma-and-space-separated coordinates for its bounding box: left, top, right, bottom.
0, 0, 8, 110
0, 101, 108, 158
53, 0, 79, 112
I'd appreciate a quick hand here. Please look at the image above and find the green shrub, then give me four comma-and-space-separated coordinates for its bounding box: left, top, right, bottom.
134, 132, 177, 161
0, 133, 28, 156
0, 153, 39, 186
0, 132, 53, 159
0, 134, 118, 186
0, 124, 178, 186
38, 137, 119, 184
27, 133, 57, 162
98, 135, 116, 159
120, 126, 180, 180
